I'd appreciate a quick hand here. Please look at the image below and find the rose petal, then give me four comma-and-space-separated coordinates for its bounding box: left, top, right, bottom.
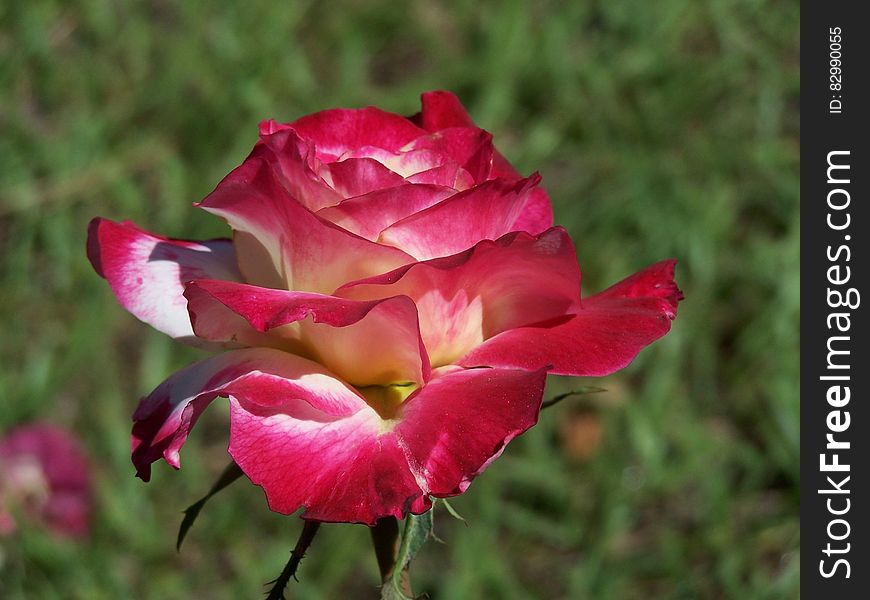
511, 188, 554, 235
131, 348, 368, 480
340, 228, 581, 366
318, 157, 406, 197
184, 280, 431, 386
229, 364, 548, 524
377, 175, 542, 260
86, 218, 242, 347
338, 146, 445, 178
404, 163, 475, 189
288, 107, 428, 162
130, 347, 429, 525
486, 152, 553, 235
411, 91, 554, 233
317, 183, 456, 241
229, 398, 428, 524
198, 157, 414, 293
257, 125, 343, 212
411, 90, 477, 130
394, 365, 548, 496
458, 260, 683, 375
404, 127, 495, 183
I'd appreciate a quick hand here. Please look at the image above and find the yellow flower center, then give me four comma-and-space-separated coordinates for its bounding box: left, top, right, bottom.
357, 382, 418, 419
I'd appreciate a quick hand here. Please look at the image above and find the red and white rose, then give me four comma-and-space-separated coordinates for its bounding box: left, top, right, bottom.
87, 91, 682, 525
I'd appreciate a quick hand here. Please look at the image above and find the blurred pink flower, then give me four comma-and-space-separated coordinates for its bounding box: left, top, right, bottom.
0, 423, 92, 539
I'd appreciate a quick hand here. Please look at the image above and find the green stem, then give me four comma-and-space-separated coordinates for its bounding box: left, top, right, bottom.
265, 520, 321, 600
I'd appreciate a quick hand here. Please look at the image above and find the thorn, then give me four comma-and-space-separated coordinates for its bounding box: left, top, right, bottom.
264, 521, 322, 600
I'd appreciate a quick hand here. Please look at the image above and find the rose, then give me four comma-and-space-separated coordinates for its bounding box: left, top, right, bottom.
87, 91, 682, 525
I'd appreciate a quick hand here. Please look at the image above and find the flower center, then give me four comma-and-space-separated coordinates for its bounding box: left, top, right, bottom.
357, 382, 418, 419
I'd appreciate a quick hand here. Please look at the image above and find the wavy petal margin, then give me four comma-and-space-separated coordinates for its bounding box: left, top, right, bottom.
459, 260, 683, 376
341, 228, 581, 367
132, 349, 545, 525
184, 280, 431, 386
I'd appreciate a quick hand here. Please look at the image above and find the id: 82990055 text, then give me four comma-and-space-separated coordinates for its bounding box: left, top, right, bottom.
829, 27, 844, 114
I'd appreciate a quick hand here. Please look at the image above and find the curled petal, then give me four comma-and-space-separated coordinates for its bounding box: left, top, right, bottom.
257, 126, 343, 212
131, 348, 368, 481
378, 175, 542, 260
184, 280, 431, 386
198, 157, 414, 293
459, 260, 684, 376
132, 347, 430, 525
340, 228, 581, 367
86, 218, 242, 346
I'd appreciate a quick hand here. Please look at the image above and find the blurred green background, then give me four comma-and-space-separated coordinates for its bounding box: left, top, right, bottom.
0, 0, 799, 598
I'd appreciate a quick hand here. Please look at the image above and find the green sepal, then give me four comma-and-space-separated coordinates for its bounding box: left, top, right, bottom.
379, 510, 434, 600
541, 386, 606, 410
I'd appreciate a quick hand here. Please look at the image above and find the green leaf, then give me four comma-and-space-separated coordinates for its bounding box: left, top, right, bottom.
541, 387, 606, 410
177, 461, 244, 550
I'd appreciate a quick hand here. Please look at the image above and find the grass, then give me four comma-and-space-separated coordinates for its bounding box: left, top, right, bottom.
0, 0, 799, 598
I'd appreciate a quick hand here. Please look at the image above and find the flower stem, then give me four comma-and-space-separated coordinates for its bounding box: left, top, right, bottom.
265, 520, 321, 600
